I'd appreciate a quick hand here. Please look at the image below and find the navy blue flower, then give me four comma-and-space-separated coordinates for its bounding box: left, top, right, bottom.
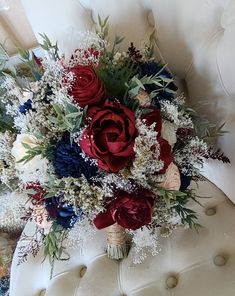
0, 276, 10, 295
180, 173, 192, 191
44, 85, 53, 104
19, 99, 33, 114
45, 196, 82, 229
53, 134, 98, 181
139, 61, 178, 102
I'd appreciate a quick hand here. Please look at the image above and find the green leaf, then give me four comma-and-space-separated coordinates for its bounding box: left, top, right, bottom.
21, 142, 33, 150
17, 154, 35, 164
17, 47, 30, 60
65, 102, 80, 113
98, 14, 102, 27
152, 80, 163, 87
97, 57, 137, 100
31, 69, 42, 81
48, 116, 59, 124
115, 35, 125, 45
160, 76, 174, 83
39, 33, 52, 47
164, 88, 176, 94
39, 43, 49, 50
44, 192, 57, 199
103, 16, 109, 27
38, 33, 60, 60
103, 24, 109, 39
52, 104, 63, 115
65, 112, 81, 119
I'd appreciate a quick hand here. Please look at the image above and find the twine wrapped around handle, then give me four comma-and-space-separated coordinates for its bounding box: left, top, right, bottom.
106, 223, 129, 260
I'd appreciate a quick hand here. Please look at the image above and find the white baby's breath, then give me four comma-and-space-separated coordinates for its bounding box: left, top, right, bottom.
128, 227, 161, 264
130, 119, 164, 188
174, 136, 208, 176
0, 191, 28, 232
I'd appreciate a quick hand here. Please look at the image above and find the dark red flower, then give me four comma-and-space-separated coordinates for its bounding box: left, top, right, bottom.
80, 102, 138, 172
141, 107, 162, 135
72, 48, 101, 61
177, 128, 194, 139
68, 65, 106, 108
141, 107, 173, 173
158, 137, 173, 174
25, 182, 44, 204
25, 182, 42, 191
94, 187, 155, 230
32, 52, 43, 68
84, 48, 100, 59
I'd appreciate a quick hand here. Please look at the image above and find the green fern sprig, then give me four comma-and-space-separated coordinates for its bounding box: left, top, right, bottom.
97, 57, 137, 100
157, 187, 203, 229
184, 106, 228, 144
43, 222, 69, 264
39, 33, 60, 61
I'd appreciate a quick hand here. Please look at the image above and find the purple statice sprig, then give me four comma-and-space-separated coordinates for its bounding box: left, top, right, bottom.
17, 227, 44, 265
127, 42, 143, 62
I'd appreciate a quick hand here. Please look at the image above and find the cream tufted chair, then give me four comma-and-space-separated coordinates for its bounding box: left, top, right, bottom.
10, 0, 235, 295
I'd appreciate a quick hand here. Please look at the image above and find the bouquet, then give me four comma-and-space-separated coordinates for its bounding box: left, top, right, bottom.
0, 17, 229, 266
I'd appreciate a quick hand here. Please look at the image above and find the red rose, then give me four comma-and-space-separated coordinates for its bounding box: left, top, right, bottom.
142, 107, 173, 174
158, 137, 173, 174
80, 103, 138, 172
68, 65, 106, 108
93, 188, 155, 230
141, 107, 162, 135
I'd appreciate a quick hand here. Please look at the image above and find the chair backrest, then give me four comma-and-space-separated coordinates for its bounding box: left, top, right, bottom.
21, 0, 235, 201
143, 0, 235, 201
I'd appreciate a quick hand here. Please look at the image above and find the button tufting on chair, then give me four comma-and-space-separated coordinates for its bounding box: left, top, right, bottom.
205, 207, 217, 216
213, 255, 227, 267
79, 265, 87, 278
165, 275, 178, 289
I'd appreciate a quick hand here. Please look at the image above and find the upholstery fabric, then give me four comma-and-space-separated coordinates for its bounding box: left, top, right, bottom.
143, 0, 235, 202
11, 0, 235, 295
10, 181, 235, 296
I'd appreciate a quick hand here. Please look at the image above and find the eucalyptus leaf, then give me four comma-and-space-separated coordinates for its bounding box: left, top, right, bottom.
65, 102, 80, 113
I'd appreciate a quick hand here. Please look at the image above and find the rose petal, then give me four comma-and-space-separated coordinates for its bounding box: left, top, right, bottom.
93, 209, 115, 229
69, 65, 106, 107
158, 137, 173, 174
141, 107, 162, 135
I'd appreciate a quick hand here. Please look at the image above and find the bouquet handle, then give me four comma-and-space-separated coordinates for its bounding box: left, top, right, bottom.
106, 223, 129, 260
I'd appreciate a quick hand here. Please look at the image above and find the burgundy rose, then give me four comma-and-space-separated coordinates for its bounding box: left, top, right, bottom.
80, 103, 138, 172
68, 65, 106, 108
141, 107, 162, 134
93, 188, 155, 230
141, 107, 173, 174
158, 137, 173, 174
